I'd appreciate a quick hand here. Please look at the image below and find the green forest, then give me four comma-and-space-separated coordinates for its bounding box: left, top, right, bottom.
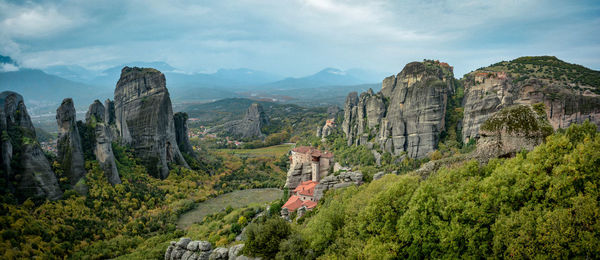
239, 121, 600, 259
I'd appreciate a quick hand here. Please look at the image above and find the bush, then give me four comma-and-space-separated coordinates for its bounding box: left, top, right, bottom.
243, 218, 291, 258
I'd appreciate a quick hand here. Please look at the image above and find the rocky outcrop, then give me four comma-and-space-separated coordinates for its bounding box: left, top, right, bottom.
174, 112, 195, 157
222, 103, 269, 140
284, 162, 313, 189
316, 119, 336, 139
314, 171, 363, 200
114, 67, 188, 178
343, 60, 455, 158
56, 98, 86, 189
86, 100, 121, 184
474, 104, 553, 160
462, 65, 600, 143
164, 238, 257, 260
0, 91, 62, 201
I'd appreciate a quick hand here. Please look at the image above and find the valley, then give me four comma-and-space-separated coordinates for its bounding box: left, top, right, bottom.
1, 28, 600, 260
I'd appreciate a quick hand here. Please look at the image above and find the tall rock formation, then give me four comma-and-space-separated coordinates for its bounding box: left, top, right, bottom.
343, 60, 455, 158
222, 103, 269, 139
0, 91, 62, 201
114, 67, 188, 178
56, 98, 86, 188
85, 100, 121, 184
462, 56, 600, 142
173, 112, 195, 157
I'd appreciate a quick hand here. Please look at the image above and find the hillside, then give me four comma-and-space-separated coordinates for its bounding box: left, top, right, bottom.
471, 56, 600, 93
182, 98, 329, 126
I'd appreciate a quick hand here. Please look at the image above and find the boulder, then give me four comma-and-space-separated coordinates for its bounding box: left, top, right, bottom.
228, 244, 246, 260
209, 247, 229, 260
373, 171, 385, 180
165, 240, 256, 260
56, 98, 86, 188
474, 105, 553, 161
114, 67, 189, 178
176, 238, 192, 249
314, 171, 363, 200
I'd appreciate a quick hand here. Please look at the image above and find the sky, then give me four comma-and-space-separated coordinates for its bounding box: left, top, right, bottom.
1, 0, 599, 78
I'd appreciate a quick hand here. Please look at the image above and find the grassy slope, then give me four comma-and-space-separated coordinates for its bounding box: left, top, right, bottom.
217, 144, 293, 157
176, 188, 282, 229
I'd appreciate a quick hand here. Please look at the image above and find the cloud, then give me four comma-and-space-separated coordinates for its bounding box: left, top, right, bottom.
0, 1, 84, 39
0, 0, 598, 78
0, 63, 18, 72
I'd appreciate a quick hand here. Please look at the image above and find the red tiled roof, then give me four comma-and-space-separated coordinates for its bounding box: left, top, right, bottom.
303, 200, 318, 209
282, 195, 319, 212
293, 180, 318, 196
282, 195, 303, 212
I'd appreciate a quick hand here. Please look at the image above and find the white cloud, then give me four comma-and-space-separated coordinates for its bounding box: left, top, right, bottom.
1, 0, 598, 77
0, 3, 83, 39
0, 63, 18, 72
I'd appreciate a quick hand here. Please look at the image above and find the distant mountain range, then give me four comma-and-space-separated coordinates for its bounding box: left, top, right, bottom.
263, 68, 378, 89
0, 55, 384, 113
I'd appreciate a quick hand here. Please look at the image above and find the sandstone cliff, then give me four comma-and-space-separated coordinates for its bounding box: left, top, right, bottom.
114, 67, 188, 178
343, 60, 455, 158
0, 91, 62, 201
221, 103, 269, 139
56, 98, 86, 189
462, 56, 600, 142
174, 112, 195, 157
85, 100, 121, 184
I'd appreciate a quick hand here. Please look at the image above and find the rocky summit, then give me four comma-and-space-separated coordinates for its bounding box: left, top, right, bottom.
0, 91, 62, 201
343, 60, 455, 158
114, 67, 189, 178
56, 98, 87, 190
222, 103, 269, 139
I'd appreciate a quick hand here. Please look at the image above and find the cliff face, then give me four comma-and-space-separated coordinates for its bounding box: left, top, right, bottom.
86, 100, 121, 185
56, 98, 86, 188
343, 61, 455, 158
462, 57, 600, 142
114, 67, 188, 178
222, 103, 269, 139
173, 112, 195, 157
474, 104, 553, 160
0, 91, 62, 201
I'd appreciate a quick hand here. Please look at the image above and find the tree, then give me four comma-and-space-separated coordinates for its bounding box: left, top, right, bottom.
243, 218, 291, 258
